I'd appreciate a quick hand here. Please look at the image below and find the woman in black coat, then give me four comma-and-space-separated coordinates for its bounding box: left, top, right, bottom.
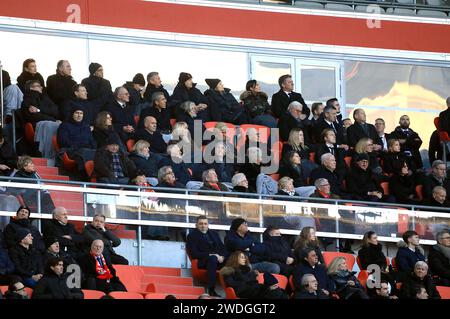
128, 140, 159, 182
382, 139, 415, 175
92, 111, 125, 151
16, 59, 45, 93
357, 231, 387, 271
279, 151, 308, 188
388, 160, 421, 205
293, 227, 324, 265
239, 80, 276, 128
327, 257, 369, 299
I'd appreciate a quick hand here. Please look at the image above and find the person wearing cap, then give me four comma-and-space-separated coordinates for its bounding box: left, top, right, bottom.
42, 237, 78, 273
224, 218, 280, 274
138, 91, 171, 132
4, 206, 46, 254
81, 62, 112, 105
103, 86, 136, 143
94, 134, 137, 185
123, 73, 150, 117
57, 104, 97, 177
345, 152, 385, 202
9, 228, 44, 287
46, 60, 77, 109
171, 72, 211, 124
204, 78, 247, 125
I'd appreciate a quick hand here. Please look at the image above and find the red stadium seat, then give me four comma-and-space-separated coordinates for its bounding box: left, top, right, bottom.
270, 173, 280, 181
344, 156, 352, 168
24, 122, 35, 144
415, 185, 424, 201
82, 289, 106, 299
84, 160, 96, 183
322, 252, 355, 270
126, 139, 136, 152
170, 118, 177, 128
380, 182, 389, 196
437, 286, 450, 299
109, 291, 144, 299
145, 293, 171, 299
224, 287, 239, 299
114, 265, 144, 293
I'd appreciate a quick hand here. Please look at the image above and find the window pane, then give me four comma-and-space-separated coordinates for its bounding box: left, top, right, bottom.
252, 61, 291, 97
300, 65, 336, 103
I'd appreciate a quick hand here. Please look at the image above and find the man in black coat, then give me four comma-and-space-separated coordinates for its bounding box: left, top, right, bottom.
262, 226, 294, 277
325, 98, 343, 125
103, 87, 136, 143
78, 240, 127, 294
277, 101, 312, 142
4, 206, 45, 254
21, 80, 60, 124
439, 96, 450, 135
186, 215, 226, 297
81, 62, 113, 107
313, 105, 346, 145
94, 135, 137, 185
314, 128, 348, 172
42, 237, 78, 273
374, 118, 391, 153
46, 60, 77, 110
42, 207, 85, 260
61, 84, 100, 125
0, 128, 18, 176
423, 160, 450, 201
135, 116, 168, 154
144, 72, 171, 103
346, 108, 382, 149
310, 153, 348, 198
82, 214, 128, 265
423, 186, 450, 208
271, 74, 310, 119
138, 92, 171, 132
346, 153, 384, 202
428, 230, 450, 286
123, 73, 146, 109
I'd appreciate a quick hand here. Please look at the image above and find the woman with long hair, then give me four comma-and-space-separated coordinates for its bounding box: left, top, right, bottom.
293, 227, 324, 264
327, 257, 369, 299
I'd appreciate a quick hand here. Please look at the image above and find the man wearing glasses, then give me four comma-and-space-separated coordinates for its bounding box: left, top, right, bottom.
428, 229, 450, 286
423, 160, 450, 201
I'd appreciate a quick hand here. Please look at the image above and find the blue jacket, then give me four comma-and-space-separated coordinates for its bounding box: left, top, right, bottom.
128, 152, 159, 178
158, 157, 192, 186
224, 230, 266, 264
396, 243, 426, 273
0, 247, 15, 275
57, 116, 96, 150
293, 261, 335, 293
186, 228, 226, 260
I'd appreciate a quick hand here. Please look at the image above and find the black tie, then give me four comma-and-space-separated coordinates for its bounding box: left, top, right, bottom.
331, 122, 337, 133
329, 147, 334, 155
288, 92, 292, 99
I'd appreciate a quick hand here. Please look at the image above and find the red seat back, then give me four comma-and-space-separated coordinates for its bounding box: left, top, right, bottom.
82, 289, 106, 299
109, 291, 144, 299
322, 252, 356, 270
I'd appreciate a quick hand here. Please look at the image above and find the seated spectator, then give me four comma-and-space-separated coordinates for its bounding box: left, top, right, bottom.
156, 166, 185, 189
326, 98, 343, 125
278, 101, 311, 142
42, 207, 84, 260
389, 115, 423, 170
94, 135, 137, 185
374, 118, 390, 152
224, 217, 280, 274
1, 69, 23, 119
46, 60, 77, 112
171, 72, 211, 124
3, 280, 30, 299
219, 251, 285, 299
240, 80, 276, 128
371, 280, 398, 299
4, 205, 45, 254
0, 243, 17, 286
428, 229, 450, 286
281, 128, 312, 162
346, 108, 382, 149
9, 229, 44, 287
271, 74, 309, 119
239, 147, 265, 193
17, 58, 46, 93
143, 72, 171, 109
327, 257, 369, 299
279, 151, 310, 188
231, 173, 254, 193
357, 231, 388, 271
139, 92, 171, 132
275, 176, 315, 199
61, 84, 99, 125
353, 137, 382, 175
92, 111, 125, 151
314, 128, 347, 173
293, 247, 335, 297
346, 153, 386, 202
0, 127, 18, 176
293, 227, 324, 265
32, 257, 84, 299
42, 237, 78, 273
21, 79, 59, 125
294, 274, 329, 299
159, 144, 191, 186
198, 141, 235, 184
103, 86, 136, 143
81, 62, 112, 107
312, 105, 346, 145
204, 78, 246, 125
78, 240, 127, 294
389, 160, 421, 205
309, 178, 340, 200
382, 138, 414, 175
176, 100, 207, 140
425, 186, 449, 210
396, 230, 426, 274
310, 102, 325, 127
123, 73, 147, 116
57, 106, 97, 174
135, 116, 167, 154
128, 140, 159, 186
423, 160, 450, 201
12, 156, 55, 213
186, 215, 226, 297
399, 261, 440, 299
199, 169, 230, 193
82, 213, 128, 265
310, 153, 348, 198
262, 225, 295, 277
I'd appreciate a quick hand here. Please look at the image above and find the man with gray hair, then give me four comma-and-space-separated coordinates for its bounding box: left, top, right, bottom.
42, 207, 84, 259
424, 186, 449, 208
82, 214, 128, 265
46, 60, 77, 109
399, 261, 441, 299
138, 91, 171, 132
428, 229, 450, 286
156, 166, 185, 189
310, 178, 340, 200
310, 153, 349, 198
294, 274, 329, 299
199, 169, 230, 193
144, 71, 171, 110
278, 101, 311, 142
423, 160, 450, 201
231, 173, 253, 193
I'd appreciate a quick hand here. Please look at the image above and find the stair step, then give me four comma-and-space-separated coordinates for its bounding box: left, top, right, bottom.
31, 158, 48, 166
40, 175, 70, 181
139, 266, 181, 277
50, 191, 84, 201
35, 166, 58, 175
142, 275, 193, 287
147, 283, 205, 295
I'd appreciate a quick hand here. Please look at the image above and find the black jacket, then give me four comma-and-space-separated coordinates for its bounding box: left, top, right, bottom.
0, 140, 18, 176
92, 127, 121, 150
423, 174, 450, 201
439, 108, 450, 134
42, 219, 85, 258
204, 88, 246, 124
61, 98, 100, 126
310, 166, 347, 198
329, 270, 365, 299
21, 90, 59, 123
4, 217, 45, 254
389, 173, 419, 204
200, 182, 230, 193
428, 245, 450, 281
346, 165, 383, 200
81, 75, 112, 105
134, 129, 167, 154
171, 83, 211, 122
138, 106, 172, 132
313, 118, 346, 145
32, 272, 84, 299
123, 82, 144, 107
224, 230, 266, 264
293, 260, 335, 292
389, 126, 423, 169
281, 143, 312, 163
271, 89, 310, 119
279, 163, 307, 187
382, 151, 415, 175
220, 265, 269, 298
239, 91, 270, 118
399, 272, 441, 299
314, 144, 347, 170
46, 73, 77, 108
42, 250, 78, 273
144, 84, 170, 105
17, 71, 45, 93
94, 149, 137, 179
294, 289, 329, 299
278, 112, 311, 142
357, 243, 387, 270
57, 116, 96, 150
77, 252, 118, 284
102, 100, 136, 142
0, 247, 15, 276
262, 229, 293, 265
186, 228, 226, 260
9, 244, 44, 278
347, 122, 382, 148
82, 224, 121, 255
128, 152, 159, 178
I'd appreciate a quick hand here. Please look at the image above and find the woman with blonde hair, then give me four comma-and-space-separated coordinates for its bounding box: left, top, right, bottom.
128, 140, 159, 186
293, 227, 324, 264
353, 137, 382, 175
327, 257, 368, 299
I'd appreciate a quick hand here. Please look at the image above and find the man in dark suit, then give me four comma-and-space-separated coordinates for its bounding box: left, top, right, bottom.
389, 115, 423, 170
439, 97, 450, 135
138, 91, 171, 132
186, 215, 226, 297
271, 74, 310, 119
103, 87, 136, 143
135, 116, 167, 154
374, 118, 391, 153
314, 128, 348, 173
346, 108, 382, 149
326, 98, 343, 125
313, 106, 346, 145
277, 101, 311, 142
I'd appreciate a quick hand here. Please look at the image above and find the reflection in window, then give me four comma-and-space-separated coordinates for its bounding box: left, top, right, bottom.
252, 61, 291, 97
